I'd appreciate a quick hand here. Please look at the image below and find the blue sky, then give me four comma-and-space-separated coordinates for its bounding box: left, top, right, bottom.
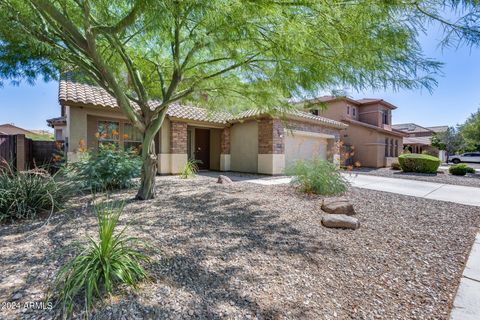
1, 22, 479, 131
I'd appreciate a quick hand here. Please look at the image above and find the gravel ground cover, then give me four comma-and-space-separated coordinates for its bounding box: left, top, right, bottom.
1, 174, 479, 319
349, 167, 480, 187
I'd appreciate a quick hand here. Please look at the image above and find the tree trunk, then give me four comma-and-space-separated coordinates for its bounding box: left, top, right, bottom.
136, 137, 157, 200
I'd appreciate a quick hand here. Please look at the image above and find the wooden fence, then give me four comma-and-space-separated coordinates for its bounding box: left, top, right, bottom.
0, 135, 16, 167
0, 134, 59, 171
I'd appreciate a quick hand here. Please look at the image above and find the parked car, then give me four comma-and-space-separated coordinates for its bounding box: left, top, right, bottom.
449, 152, 480, 164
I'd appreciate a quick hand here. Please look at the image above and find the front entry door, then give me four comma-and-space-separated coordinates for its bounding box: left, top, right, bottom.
195, 128, 210, 169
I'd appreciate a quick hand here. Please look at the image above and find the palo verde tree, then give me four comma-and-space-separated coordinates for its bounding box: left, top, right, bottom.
1, 1, 479, 199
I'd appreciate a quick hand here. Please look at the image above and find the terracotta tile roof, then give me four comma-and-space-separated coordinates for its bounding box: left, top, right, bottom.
167, 104, 230, 124
229, 109, 347, 129
59, 76, 346, 128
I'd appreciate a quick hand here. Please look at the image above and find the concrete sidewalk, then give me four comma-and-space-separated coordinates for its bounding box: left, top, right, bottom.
451, 233, 480, 320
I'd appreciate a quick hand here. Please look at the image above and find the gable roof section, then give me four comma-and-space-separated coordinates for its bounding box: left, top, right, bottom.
0, 123, 33, 135
59, 76, 347, 129
404, 136, 432, 145
342, 118, 406, 137
300, 96, 397, 109
426, 125, 448, 133
392, 123, 434, 134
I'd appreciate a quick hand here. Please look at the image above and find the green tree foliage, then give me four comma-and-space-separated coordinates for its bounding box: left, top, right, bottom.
431, 126, 466, 157
0, 0, 479, 199
458, 109, 480, 151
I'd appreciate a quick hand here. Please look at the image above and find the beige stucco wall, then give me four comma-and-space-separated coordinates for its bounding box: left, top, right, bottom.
230, 120, 258, 173
317, 100, 350, 121
343, 124, 402, 168
158, 117, 171, 154
67, 105, 128, 154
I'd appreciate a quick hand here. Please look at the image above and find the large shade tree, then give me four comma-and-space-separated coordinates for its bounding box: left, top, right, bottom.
0, 0, 479, 199
459, 109, 480, 151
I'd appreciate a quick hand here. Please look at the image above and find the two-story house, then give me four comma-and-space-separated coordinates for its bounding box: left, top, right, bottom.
392, 123, 448, 160
302, 96, 406, 168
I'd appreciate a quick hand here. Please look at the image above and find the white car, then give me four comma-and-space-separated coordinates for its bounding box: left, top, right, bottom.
449, 152, 480, 164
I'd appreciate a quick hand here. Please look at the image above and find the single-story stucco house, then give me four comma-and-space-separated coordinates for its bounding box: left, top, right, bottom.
48, 76, 347, 175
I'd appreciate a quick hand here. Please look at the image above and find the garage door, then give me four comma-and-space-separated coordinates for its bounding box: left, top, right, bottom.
285, 131, 328, 167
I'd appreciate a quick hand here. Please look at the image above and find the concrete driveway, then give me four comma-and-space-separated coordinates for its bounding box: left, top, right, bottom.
343, 173, 480, 207
245, 173, 480, 207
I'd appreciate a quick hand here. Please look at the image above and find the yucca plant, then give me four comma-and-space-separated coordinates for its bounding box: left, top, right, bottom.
55, 201, 149, 317
0, 160, 74, 222
180, 159, 200, 179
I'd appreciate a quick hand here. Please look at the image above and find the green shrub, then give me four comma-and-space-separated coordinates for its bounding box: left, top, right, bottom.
55, 201, 149, 317
466, 166, 476, 174
70, 144, 141, 191
390, 162, 401, 170
449, 164, 475, 176
180, 159, 200, 179
285, 158, 349, 195
398, 153, 441, 174
0, 162, 73, 222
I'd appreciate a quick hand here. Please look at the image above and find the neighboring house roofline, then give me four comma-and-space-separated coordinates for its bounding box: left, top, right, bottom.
392, 123, 435, 134
426, 125, 449, 133
342, 118, 407, 137
297, 96, 398, 109
0, 123, 34, 135
403, 136, 432, 145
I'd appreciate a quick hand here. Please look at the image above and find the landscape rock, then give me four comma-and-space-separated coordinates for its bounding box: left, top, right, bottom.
12, 292, 22, 301
217, 175, 233, 184
322, 214, 360, 230
321, 198, 355, 215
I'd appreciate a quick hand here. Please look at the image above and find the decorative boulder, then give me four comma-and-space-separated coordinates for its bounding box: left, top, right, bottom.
321, 198, 355, 215
217, 175, 233, 184
322, 214, 360, 230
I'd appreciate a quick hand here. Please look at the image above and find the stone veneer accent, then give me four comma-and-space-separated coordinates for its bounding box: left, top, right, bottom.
221, 127, 230, 154
258, 118, 284, 154
170, 121, 188, 154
